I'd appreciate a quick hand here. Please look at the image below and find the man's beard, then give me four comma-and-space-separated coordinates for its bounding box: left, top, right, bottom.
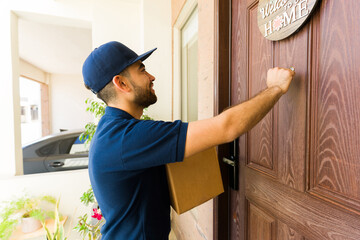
132, 82, 157, 108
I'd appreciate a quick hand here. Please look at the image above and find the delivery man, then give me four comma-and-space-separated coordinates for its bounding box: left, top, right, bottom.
82, 41, 294, 239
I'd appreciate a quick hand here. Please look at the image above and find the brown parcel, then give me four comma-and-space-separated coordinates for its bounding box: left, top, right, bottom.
166, 147, 224, 214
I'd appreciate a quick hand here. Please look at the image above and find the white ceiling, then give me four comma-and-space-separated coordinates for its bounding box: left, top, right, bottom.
18, 17, 92, 75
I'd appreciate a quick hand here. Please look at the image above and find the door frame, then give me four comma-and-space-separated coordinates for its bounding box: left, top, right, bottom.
172, 0, 198, 121
213, 0, 231, 239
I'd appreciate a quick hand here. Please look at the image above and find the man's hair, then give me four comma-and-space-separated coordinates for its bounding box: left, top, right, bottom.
84, 68, 130, 105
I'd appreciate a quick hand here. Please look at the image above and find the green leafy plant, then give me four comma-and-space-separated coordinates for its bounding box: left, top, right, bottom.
0, 195, 57, 240
79, 98, 106, 146
80, 98, 153, 146
74, 187, 103, 240
80, 188, 95, 206
43, 198, 67, 240
0, 218, 17, 240
140, 108, 153, 120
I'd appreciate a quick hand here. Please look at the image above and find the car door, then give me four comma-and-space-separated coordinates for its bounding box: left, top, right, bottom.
23, 154, 47, 174
44, 135, 88, 172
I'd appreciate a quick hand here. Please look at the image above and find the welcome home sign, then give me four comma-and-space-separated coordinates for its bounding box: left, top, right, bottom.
258, 0, 319, 41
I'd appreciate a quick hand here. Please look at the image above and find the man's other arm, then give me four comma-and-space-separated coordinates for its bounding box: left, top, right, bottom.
184, 67, 295, 158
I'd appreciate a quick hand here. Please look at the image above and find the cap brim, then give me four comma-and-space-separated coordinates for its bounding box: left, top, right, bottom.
116, 47, 157, 79
132, 47, 157, 65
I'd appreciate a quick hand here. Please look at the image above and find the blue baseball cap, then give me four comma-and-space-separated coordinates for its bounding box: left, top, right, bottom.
82, 41, 157, 94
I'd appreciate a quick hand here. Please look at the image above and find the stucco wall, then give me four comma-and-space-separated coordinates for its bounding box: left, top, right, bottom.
19, 59, 94, 138
0, 0, 93, 175
0, 1, 180, 238
20, 59, 48, 84
50, 73, 93, 133
171, 0, 216, 239
0, 2, 94, 238
0, 9, 23, 176
92, 0, 172, 121
142, 0, 172, 121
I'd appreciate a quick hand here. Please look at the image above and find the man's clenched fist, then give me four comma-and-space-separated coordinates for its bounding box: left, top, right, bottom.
266, 67, 295, 94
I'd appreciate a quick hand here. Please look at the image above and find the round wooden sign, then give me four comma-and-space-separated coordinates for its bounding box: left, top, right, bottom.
258, 0, 319, 41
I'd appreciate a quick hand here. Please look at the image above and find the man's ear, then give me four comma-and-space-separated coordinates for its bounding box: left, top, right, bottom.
112, 75, 131, 93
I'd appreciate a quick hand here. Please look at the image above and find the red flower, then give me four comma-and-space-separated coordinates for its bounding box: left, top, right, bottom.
91, 208, 103, 220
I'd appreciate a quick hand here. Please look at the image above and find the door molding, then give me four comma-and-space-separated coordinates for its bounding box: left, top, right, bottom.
172, 0, 198, 120
214, 0, 231, 239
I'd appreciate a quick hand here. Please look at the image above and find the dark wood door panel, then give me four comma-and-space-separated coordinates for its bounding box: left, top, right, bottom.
248, 202, 275, 240
246, 0, 310, 189
309, 0, 360, 213
247, 0, 276, 177
275, 22, 309, 193
248, 203, 309, 240
226, 0, 360, 240
277, 221, 306, 240
245, 167, 360, 240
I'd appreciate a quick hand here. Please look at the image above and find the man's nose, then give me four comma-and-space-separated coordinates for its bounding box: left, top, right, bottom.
147, 72, 155, 81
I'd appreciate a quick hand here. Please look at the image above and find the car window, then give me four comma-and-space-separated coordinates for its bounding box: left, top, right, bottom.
36, 142, 57, 156
37, 135, 88, 157
69, 136, 88, 155
59, 137, 77, 154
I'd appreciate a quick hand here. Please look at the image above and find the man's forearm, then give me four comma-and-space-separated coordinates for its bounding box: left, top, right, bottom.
221, 86, 283, 142
185, 67, 293, 158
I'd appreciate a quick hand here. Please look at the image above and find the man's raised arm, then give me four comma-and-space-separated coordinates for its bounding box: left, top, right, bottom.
184, 67, 295, 158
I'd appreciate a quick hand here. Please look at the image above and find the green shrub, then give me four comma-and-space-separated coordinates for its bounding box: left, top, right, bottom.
0, 195, 56, 240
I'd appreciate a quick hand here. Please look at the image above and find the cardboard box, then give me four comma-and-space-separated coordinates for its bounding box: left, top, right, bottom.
166, 147, 224, 214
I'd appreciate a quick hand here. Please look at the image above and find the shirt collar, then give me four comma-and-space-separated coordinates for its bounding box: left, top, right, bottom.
105, 106, 134, 119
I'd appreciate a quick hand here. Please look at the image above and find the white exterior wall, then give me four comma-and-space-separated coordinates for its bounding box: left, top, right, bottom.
92, 0, 142, 51
50, 73, 93, 133
92, 0, 172, 121
0, 0, 93, 176
20, 59, 48, 84
20, 60, 94, 136
0, 9, 23, 177
0, 0, 173, 238
0, 2, 94, 238
1, 0, 93, 27
142, 0, 172, 121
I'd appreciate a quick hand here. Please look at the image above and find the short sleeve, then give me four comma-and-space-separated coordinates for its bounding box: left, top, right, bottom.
120, 120, 188, 170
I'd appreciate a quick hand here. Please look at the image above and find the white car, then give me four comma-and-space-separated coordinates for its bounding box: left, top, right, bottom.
22, 130, 89, 174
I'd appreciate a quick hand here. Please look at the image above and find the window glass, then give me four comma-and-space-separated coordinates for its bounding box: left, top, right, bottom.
59, 137, 77, 154
69, 136, 88, 155
64, 157, 88, 167
181, 8, 198, 122
36, 142, 57, 157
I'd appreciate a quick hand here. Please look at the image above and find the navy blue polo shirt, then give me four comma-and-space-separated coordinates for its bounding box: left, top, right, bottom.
88, 106, 188, 240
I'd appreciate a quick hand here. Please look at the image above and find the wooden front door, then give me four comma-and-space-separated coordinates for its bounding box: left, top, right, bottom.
229, 0, 360, 239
